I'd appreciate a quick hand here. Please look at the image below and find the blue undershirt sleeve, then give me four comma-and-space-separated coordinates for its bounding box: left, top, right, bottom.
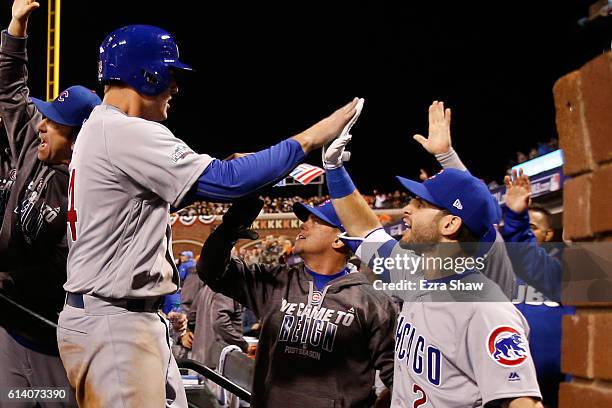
180, 138, 305, 205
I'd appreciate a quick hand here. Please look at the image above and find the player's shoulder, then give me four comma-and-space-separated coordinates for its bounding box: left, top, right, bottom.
468, 298, 529, 330
94, 104, 174, 137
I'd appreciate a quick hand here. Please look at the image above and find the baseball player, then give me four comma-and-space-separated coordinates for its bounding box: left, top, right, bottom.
409, 101, 517, 299
198, 198, 396, 407
416, 101, 572, 406
56, 24, 359, 407
0, 1, 100, 406
322, 106, 543, 407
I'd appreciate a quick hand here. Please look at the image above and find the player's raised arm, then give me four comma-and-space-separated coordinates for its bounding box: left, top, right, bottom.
175, 98, 359, 207
328, 187, 382, 238
502, 169, 562, 301
7, 0, 39, 37
0, 0, 41, 154
197, 198, 278, 317
321, 99, 382, 238
414, 100, 467, 171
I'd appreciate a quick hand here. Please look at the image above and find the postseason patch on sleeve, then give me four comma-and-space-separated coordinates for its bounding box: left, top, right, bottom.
486, 326, 529, 367
170, 143, 195, 164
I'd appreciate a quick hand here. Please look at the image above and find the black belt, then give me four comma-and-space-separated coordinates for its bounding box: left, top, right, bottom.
65, 293, 163, 313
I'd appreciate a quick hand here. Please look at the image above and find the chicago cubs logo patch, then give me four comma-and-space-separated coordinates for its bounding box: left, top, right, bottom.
487, 326, 529, 367
311, 291, 323, 305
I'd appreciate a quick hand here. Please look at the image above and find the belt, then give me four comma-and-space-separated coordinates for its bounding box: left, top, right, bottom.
65, 293, 163, 313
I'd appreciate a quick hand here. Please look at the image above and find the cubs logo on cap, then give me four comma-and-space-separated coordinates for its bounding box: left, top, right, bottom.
57, 90, 69, 102
31, 85, 101, 128
487, 326, 529, 367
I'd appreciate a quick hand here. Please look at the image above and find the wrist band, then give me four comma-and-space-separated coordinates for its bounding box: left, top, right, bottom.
326, 166, 356, 199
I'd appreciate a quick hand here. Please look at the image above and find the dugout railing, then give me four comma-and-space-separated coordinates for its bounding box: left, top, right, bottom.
0, 293, 252, 407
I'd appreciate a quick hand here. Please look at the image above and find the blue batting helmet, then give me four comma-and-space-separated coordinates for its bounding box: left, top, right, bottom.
98, 25, 193, 96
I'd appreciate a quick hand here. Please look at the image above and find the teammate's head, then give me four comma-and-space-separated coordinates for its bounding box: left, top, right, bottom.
292, 201, 349, 262
98, 25, 192, 121
528, 204, 554, 244
396, 169, 498, 252
31, 86, 101, 164
179, 251, 194, 263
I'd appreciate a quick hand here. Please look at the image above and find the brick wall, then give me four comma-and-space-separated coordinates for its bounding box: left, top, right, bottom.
553, 51, 612, 407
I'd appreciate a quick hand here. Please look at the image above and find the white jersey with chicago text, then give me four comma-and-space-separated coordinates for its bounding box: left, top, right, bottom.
355, 229, 542, 407
64, 104, 213, 298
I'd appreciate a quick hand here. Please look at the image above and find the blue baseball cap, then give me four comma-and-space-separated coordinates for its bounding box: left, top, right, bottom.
293, 201, 344, 232
396, 168, 498, 242
180, 251, 194, 258
31, 86, 101, 127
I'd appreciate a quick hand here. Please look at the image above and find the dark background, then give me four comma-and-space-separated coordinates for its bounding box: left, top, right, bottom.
1, 0, 610, 194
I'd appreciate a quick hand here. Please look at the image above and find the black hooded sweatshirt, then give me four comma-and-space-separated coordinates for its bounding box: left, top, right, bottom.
0, 30, 70, 351
199, 229, 396, 408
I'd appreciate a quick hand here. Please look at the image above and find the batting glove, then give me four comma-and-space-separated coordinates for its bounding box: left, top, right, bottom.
322, 98, 364, 169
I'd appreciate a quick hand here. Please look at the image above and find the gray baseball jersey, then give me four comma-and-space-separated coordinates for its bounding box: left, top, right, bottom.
356, 229, 542, 407
64, 104, 213, 298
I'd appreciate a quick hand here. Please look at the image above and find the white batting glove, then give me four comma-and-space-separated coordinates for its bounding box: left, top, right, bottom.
322, 98, 364, 169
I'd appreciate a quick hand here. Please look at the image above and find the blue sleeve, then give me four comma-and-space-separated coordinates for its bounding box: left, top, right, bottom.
326, 166, 356, 199
502, 208, 562, 301
162, 292, 182, 315
181, 138, 305, 205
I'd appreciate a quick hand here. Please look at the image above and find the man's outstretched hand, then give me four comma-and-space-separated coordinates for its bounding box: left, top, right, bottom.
504, 168, 531, 214
293, 98, 360, 154
323, 98, 364, 169
413, 100, 452, 155
8, 0, 40, 37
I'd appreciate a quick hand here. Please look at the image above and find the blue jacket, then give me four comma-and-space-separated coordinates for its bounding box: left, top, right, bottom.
178, 259, 196, 282
502, 208, 575, 406
502, 209, 563, 302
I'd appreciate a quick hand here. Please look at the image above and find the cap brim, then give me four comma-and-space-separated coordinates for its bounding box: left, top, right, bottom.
31, 97, 74, 127
293, 202, 338, 228
395, 176, 438, 206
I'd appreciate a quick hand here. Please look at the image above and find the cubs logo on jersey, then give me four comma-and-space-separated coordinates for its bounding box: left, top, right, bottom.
487, 326, 529, 367
311, 290, 323, 305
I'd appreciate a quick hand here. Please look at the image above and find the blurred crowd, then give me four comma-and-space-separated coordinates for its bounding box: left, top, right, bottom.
234, 236, 297, 267
511, 137, 559, 167
175, 191, 411, 217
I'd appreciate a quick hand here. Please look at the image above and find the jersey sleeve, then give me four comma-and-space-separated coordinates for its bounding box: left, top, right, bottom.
465, 304, 542, 405
355, 228, 423, 300
106, 120, 213, 207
